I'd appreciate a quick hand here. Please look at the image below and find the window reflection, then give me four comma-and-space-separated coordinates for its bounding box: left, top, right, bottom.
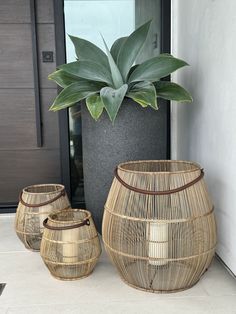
69, 104, 84, 203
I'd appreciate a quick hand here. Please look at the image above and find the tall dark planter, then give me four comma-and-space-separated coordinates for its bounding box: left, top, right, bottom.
81, 98, 168, 232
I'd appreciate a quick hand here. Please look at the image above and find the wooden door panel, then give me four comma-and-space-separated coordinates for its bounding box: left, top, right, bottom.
0, 0, 30, 23
0, 24, 34, 88
0, 0, 54, 24
0, 149, 60, 203
0, 89, 36, 149
40, 88, 60, 149
0, 89, 60, 149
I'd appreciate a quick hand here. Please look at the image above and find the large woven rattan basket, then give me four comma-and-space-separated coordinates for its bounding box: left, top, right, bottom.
15, 184, 70, 251
102, 160, 217, 293
40, 209, 101, 280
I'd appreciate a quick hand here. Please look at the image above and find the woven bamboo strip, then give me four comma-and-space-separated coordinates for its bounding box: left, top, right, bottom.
103, 240, 216, 261
104, 205, 214, 222
102, 160, 217, 293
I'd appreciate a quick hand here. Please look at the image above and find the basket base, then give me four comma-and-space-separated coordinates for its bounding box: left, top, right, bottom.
15, 232, 41, 252
112, 259, 206, 293
49, 270, 93, 281
24, 246, 40, 252
120, 276, 200, 294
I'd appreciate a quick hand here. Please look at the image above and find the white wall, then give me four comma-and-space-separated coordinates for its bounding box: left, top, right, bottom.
171, 0, 236, 274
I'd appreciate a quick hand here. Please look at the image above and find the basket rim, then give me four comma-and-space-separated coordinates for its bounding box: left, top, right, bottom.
117, 160, 201, 175
23, 184, 65, 195
47, 208, 91, 224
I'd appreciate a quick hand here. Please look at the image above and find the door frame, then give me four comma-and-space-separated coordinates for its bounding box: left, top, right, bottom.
54, 0, 71, 200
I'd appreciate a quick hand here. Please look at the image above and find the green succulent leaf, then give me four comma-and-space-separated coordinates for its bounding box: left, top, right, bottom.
155, 81, 193, 102
49, 81, 102, 111
48, 69, 90, 88
127, 64, 139, 78
86, 94, 104, 120
100, 84, 128, 122
59, 61, 113, 85
48, 21, 192, 122
128, 55, 188, 83
101, 35, 124, 89
117, 20, 151, 81
159, 53, 174, 58
127, 81, 158, 109
69, 35, 109, 70
110, 36, 127, 63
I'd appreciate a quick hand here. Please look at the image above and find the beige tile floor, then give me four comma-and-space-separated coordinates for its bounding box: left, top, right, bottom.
0, 214, 236, 314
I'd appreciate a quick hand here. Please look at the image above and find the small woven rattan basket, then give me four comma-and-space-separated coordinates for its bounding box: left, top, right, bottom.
40, 209, 101, 280
15, 184, 70, 251
102, 160, 217, 293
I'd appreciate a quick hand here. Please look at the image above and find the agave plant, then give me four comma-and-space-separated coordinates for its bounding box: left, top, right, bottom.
49, 21, 192, 122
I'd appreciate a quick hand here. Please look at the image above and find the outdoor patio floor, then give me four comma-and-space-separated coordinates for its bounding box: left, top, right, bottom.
0, 214, 236, 314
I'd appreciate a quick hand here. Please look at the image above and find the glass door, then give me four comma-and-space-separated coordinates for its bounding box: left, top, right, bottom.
63, 0, 163, 206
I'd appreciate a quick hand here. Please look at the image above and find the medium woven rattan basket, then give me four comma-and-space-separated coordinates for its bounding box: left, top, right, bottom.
40, 209, 101, 280
15, 184, 70, 251
102, 160, 217, 293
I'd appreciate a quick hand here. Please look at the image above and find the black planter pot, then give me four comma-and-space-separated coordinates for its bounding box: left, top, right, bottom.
81, 98, 168, 232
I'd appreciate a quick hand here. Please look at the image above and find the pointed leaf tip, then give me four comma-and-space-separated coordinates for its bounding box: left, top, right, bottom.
49, 81, 102, 111
155, 81, 193, 102
128, 55, 189, 83
86, 94, 104, 120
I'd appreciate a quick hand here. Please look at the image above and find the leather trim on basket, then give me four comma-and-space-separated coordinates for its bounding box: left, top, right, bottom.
43, 217, 90, 230
19, 189, 66, 207
114, 167, 204, 195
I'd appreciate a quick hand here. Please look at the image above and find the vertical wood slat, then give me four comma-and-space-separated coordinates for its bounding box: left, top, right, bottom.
30, 0, 43, 147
